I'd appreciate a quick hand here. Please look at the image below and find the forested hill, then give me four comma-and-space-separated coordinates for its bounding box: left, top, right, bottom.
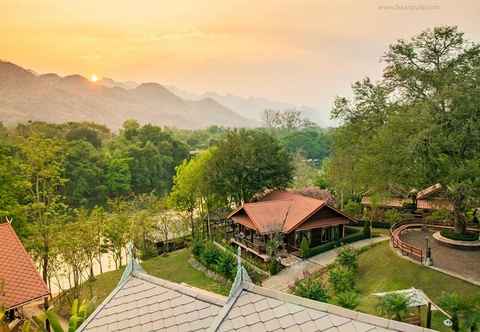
0, 61, 254, 130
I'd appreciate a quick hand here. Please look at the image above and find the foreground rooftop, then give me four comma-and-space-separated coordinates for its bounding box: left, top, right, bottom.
78, 246, 435, 332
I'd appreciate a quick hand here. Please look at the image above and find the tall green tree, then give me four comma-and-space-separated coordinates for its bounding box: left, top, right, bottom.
206, 129, 293, 205
328, 26, 480, 234
64, 140, 106, 208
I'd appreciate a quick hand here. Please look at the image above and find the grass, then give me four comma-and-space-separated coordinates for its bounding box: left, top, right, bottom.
142, 248, 230, 295
55, 248, 228, 318
356, 241, 480, 330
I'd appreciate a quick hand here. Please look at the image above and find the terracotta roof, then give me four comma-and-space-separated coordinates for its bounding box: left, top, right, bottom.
229, 191, 355, 234
361, 197, 409, 208
416, 183, 443, 200
417, 199, 453, 211
0, 223, 49, 309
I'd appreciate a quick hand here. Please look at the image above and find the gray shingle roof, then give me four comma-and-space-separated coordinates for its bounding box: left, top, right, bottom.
77, 272, 226, 332
77, 248, 436, 332
211, 283, 432, 332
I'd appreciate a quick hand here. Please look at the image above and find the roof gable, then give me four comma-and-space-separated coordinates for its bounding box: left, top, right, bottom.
80, 245, 432, 332
229, 191, 356, 234
0, 223, 49, 309
78, 272, 226, 332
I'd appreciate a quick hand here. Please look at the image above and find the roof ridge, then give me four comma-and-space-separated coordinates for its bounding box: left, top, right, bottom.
76, 274, 132, 331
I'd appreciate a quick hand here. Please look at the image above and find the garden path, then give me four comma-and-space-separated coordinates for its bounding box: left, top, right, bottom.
262, 236, 388, 292
400, 229, 480, 283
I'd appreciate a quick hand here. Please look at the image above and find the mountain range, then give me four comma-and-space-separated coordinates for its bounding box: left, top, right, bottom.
0, 60, 325, 130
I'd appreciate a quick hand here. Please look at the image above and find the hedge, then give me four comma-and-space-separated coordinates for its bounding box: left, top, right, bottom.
440, 229, 479, 241
192, 240, 265, 284
304, 231, 369, 258
355, 220, 392, 229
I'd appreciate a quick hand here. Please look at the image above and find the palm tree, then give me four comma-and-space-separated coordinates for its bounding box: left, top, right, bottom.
376, 293, 409, 321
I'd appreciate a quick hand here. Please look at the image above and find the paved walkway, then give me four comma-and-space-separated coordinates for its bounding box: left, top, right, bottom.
262, 236, 388, 292
401, 229, 480, 283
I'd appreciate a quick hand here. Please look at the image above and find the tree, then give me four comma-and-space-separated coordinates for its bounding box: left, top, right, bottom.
291, 152, 319, 189
104, 152, 131, 197
376, 293, 409, 321
206, 129, 293, 205
20, 133, 67, 297
327, 26, 480, 235
64, 140, 106, 208
103, 202, 131, 269
168, 148, 225, 238
0, 140, 28, 223
56, 220, 90, 299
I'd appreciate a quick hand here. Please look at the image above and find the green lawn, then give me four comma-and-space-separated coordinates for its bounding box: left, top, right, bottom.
55, 248, 228, 318
142, 248, 230, 295
356, 241, 480, 330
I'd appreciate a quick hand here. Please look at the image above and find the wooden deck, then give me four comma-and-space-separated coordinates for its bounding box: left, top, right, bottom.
230, 238, 270, 261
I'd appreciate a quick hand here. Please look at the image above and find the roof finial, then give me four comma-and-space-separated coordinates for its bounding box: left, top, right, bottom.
237, 245, 242, 278
120, 242, 145, 283
228, 246, 251, 297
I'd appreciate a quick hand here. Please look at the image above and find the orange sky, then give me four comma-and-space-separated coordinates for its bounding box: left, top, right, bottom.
2, 0, 480, 122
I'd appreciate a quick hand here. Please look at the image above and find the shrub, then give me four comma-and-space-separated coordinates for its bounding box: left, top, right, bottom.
336, 291, 360, 309
306, 231, 368, 258
216, 252, 237, 280
329, 266, 355, 294
201, 242, 220, 267
192, 239, 204, 257
335, 246, 358, 272
376, 293, 409, 321
343, 200, 363, 219
268, 258, 281, 275
300, 237, 311, 258
426, 209, 452, 224
441, 229, 478, 241
294, 278, 329, 302
384, 209, 402, 224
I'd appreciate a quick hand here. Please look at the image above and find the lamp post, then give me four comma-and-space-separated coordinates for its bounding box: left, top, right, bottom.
425, 235, 432, 266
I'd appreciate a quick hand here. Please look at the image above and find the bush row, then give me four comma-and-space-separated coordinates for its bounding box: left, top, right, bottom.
304, 231, 368, 258
440, 229, 479, 241
192, 240, 264, 283
294, 246, 360, 310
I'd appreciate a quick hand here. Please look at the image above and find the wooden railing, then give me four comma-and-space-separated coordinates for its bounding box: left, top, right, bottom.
390, 223, 424, 263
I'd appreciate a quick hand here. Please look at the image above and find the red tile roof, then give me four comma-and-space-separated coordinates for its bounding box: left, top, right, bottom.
229, 191, 355, 234
417, 199, 453, 211
0, 223, 49, 309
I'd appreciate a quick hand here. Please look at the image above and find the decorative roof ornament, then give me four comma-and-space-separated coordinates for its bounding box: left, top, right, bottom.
228, 246, 251, 298
120, 242, 145, 283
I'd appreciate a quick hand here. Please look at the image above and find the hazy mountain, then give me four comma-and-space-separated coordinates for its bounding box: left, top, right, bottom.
0, 61, 254, 130
166, 85, 327, 126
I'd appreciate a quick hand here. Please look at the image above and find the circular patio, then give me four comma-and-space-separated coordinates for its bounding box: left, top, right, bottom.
400, 228, 480, 282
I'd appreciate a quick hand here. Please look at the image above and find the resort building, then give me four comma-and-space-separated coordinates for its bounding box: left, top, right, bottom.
228, 191, 356, 259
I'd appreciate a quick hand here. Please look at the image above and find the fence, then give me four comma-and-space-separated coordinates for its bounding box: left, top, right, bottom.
390, 223, 424, 262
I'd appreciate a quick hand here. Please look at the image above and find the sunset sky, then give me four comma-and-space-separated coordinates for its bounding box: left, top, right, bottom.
2, 0, 480, 123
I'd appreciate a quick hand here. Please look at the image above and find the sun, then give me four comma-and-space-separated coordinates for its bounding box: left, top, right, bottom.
90, 74, 98, 82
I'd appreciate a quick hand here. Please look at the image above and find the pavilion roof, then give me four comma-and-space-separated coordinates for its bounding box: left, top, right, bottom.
229, 191, 355, 234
